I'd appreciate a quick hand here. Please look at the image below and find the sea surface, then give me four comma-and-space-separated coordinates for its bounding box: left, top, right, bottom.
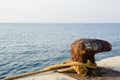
0, 23, 120, 79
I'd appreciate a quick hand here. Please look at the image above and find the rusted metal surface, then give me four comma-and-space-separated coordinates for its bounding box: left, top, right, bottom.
71, 39, 112, 63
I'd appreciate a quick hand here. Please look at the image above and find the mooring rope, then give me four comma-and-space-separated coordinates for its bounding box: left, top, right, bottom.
4, 61, 97, 80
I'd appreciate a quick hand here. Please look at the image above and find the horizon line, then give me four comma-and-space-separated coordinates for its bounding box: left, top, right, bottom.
0, 22, 120, 24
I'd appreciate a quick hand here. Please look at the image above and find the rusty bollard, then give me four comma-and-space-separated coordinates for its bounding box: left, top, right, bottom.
71, 38, 112, 76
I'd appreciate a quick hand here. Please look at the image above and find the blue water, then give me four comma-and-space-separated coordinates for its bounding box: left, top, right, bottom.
0, 23, 120, 79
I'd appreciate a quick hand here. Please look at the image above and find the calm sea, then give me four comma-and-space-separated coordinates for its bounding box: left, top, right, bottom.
0, 23, 120, 79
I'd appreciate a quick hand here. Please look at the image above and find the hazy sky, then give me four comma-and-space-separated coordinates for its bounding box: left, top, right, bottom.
0, 0, 120, 23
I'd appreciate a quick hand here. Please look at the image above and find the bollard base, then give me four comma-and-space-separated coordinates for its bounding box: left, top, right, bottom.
63, 67, 120, 80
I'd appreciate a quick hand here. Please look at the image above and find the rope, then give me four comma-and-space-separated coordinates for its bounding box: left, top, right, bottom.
72, 59, 96, 76
4, 60, 97, 80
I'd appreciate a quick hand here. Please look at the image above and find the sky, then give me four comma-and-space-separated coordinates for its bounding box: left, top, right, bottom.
0, 0, 120, 23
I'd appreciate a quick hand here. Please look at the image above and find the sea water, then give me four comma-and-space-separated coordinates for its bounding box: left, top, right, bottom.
0, 23, 120, 79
